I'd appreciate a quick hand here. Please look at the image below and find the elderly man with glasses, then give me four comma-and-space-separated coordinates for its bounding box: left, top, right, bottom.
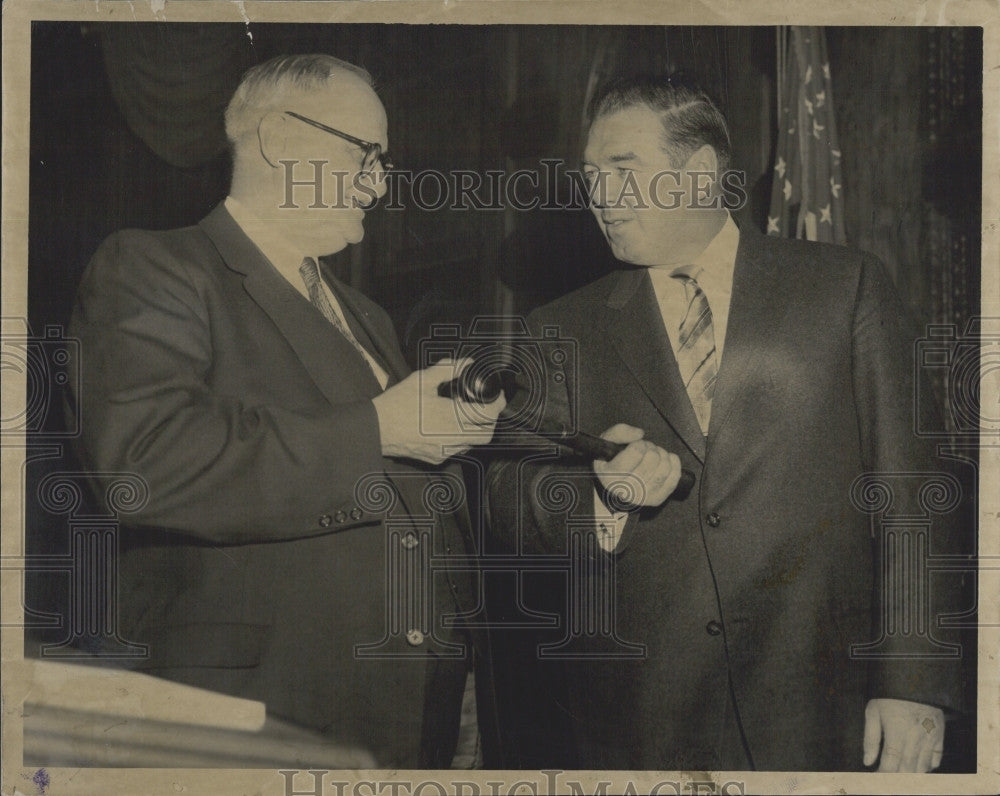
67, 54, 504, 768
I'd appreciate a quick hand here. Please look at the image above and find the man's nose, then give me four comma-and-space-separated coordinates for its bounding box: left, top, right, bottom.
353, 169, 388, 209
370, 163, 389, 199
589, 176, 609, 209
591, 170, 634, 210
592, 175, 629, 210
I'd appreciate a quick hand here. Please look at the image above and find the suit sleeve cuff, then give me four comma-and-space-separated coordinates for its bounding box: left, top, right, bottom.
593, 487, 630, 552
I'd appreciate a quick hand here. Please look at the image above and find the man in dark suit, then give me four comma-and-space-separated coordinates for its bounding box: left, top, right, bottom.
486, 75, 967, 771
68, 53, 504, 768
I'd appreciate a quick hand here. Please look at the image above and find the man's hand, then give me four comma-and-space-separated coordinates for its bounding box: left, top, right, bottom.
863, 698, 945, 772
593, 423, 681, 509
372, 358, 505, 465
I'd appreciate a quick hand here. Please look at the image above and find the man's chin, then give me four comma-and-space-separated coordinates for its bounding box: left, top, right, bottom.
609, 240, 642, 266
314, 224, 365, 256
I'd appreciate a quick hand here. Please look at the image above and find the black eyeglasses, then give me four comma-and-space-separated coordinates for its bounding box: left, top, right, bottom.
284, 110, 394, 175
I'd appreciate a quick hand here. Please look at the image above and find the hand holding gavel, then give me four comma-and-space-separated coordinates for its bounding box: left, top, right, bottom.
438, 364, 696, 502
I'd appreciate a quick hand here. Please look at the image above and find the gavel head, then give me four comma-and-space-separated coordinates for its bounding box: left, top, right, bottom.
437, 363, 505, 404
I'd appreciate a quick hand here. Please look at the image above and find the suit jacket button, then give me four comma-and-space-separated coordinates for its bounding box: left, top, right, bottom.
401, 532, 419, 550
319, 514, 333, 527
334, 510, 347, 523
349, 507, 363, 520
405, 629, 425, 646
706, 512, 720, 527
706, 620, 723, 636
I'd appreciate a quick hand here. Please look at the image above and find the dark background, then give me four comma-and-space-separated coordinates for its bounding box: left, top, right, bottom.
23, 22, 981, 771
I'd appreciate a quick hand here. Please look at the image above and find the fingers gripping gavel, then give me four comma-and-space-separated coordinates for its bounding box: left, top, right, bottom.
438, 366, 696, 501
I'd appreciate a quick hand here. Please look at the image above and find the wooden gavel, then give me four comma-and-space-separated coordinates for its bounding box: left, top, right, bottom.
438, 366, 696, 501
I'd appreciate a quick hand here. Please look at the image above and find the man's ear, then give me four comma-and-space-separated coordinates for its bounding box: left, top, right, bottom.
683, 144, 719, 177
257, 111, 289, 168
682, 144, 721, 203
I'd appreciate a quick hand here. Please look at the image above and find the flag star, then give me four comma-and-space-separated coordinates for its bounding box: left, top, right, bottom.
815, 90, 826, 107
775, 156, 787, 179
820, 204, 832, 224
813, 119, 825, 139
829, 176, 841, 198
804, 97, 814, 116
804, 65, 813, 84
783, 179, 793, 200
767, 216, 780, 234
822, 62, 831, 80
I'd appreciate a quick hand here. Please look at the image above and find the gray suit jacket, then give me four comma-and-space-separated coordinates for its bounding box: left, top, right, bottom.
68, 204, 498, 767
486, 223, 968, 770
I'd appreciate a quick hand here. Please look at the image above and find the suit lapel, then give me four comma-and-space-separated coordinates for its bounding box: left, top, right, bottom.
604, 268, 707, 463
318, 260, 411, 386
200, 207, 472, 549
199, 204, 382, 404
707, 224, 785, 439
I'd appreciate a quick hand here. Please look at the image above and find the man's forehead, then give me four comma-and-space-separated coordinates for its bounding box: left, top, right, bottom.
584, 105, 665, 161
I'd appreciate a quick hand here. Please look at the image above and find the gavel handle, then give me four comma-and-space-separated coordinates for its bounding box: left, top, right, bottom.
533, 428, 697, 502
437, 370, 696, 500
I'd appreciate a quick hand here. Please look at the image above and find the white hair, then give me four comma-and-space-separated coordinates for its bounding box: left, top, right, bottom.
224, 54, 374, 147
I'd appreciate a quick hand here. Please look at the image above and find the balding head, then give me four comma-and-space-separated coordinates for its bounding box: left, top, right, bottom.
225, 53, 389, 256
225, 54, 375, 153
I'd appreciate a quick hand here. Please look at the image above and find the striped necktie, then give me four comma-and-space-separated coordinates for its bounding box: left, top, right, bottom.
299, 257, 386, 384
673, 273, 718, 435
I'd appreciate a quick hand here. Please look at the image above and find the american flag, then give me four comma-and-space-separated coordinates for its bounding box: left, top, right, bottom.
768, 27, 847, 244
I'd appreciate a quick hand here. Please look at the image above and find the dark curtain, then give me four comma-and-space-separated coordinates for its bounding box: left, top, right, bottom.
99, 23, 254, 168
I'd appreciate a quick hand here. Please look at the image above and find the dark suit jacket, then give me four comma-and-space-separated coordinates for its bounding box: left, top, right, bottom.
68, 204, 497, 768
486, 223, 968, 771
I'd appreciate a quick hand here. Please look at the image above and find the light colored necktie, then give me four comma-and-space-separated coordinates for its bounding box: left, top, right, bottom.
673, 273, 719, 435
299, 257, 384, 381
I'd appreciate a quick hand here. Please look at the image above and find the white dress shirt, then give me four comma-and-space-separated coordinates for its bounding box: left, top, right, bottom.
595, 213, 740, 551
224, 196, 389, 389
